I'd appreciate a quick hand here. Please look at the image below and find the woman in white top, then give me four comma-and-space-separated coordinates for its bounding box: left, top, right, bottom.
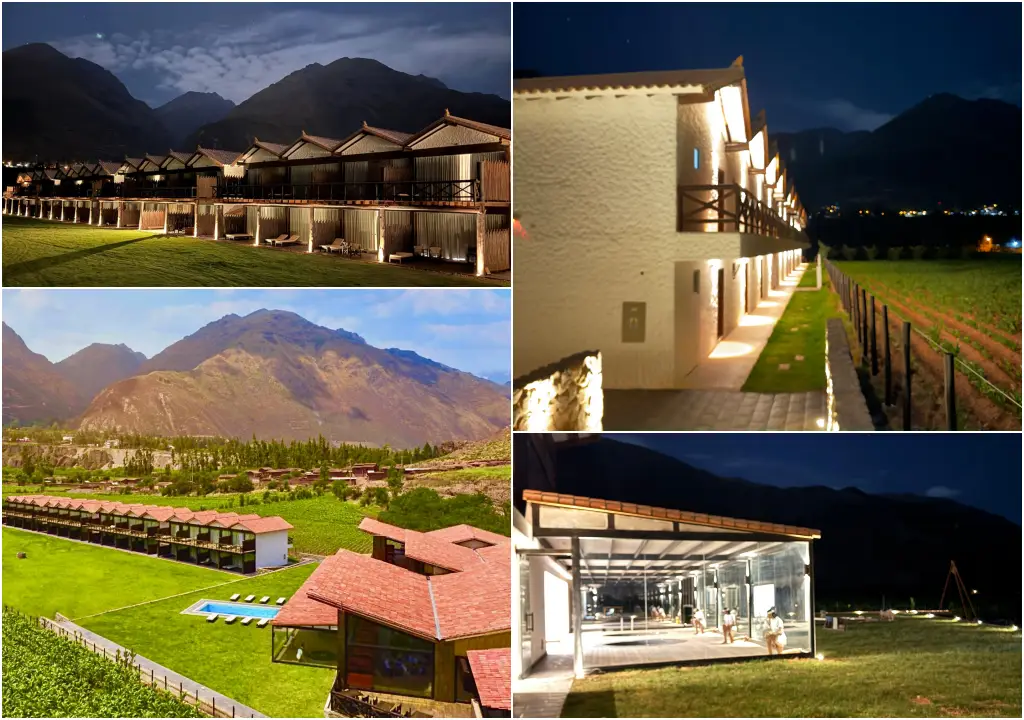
764, 608, 787, 655
722, 607, 735, 644
693, 607, 705, 634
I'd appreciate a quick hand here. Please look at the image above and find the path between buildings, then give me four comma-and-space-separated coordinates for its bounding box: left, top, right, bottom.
513, 653, 575, 719
604, 388, 826, 431
44, 616, 266, 718
679, 263, 808, 390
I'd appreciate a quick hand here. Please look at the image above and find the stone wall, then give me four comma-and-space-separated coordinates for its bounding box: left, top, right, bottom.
825, 319, 874, 431
512, 351, 604, 432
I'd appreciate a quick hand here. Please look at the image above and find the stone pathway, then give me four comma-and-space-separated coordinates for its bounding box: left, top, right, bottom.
604, 388, 827, 431
679, 264, 808, 390
45, 617, 266, 718
513, 653, 575, 719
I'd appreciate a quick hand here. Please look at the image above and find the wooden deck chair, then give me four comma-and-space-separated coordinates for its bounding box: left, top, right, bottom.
229, 593, 240, 601
277, 235, 300, 246
224, 615, 238, 624
321, 238, 346, 253
244, 595, 256, 602
206, 613, 218, 623
257, 618, 271, 628
265, 234, 287, 245
241, 617, 253, 626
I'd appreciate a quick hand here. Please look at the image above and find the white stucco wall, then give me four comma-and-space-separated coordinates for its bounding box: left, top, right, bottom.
256, 530, 289, 568
514, 92, 806, 389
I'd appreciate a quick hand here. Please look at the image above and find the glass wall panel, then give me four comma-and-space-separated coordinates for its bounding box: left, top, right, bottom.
345, 616, 435, 698
749, 541, 811, 653
272, 626, 338, 668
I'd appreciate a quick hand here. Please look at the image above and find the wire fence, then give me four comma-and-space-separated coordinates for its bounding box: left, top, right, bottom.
30, 612, 262, 718
825, 260, 1022, 430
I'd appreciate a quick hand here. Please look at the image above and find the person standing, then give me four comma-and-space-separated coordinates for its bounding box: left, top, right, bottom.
722, 607, 735, 644
764, 607, 787, 655
693, 607, 705, 634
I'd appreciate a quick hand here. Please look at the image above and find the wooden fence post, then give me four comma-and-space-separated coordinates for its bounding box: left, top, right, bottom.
944, 353, 957, 431
883, 305, 892, 405
902, 322, 912, 431
870, 296, 878, 375
860, 289, 869, 359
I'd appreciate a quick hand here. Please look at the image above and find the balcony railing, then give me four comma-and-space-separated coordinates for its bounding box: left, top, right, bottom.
215, 179, 480, 204
118, 186, 197, 199
677, 184, 806, 243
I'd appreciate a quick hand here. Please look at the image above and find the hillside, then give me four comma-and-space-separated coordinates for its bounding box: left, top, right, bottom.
54, 344, 147, 402
185, 57, 510, 149
1, 43, 171, 160
154, 91, 235, 146
417, 427, 511, 467
773, 94, 1022, 210
523, 437, 1022, 617
2, 323, 88, 426
76, 310, 509, 446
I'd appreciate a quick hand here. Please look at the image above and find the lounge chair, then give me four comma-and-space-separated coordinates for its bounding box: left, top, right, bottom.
260, 596, 270, 604
275, 235, 300, 247
276, 597, 287, 605
348, 244, 363, 257
224, 615, 238, 624
320, 238, 346, 254
388, 252, 414, 264
428, 246, 442, 259
257, 618, 270, 628
229, 593, 240, 601
241, 617, 253, 626
264, 234, 288, 245
244, 595, 256, 602
225, 233, 252, 242
206, 613, 218, 623
413, 245, 427, 257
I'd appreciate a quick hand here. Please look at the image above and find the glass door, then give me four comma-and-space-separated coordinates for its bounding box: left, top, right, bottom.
518, 554, 534, 678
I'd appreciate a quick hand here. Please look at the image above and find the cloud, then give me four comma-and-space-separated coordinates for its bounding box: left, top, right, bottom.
50, 8, 510, 104
925, 485, 961, 499
816, 99, 894, 132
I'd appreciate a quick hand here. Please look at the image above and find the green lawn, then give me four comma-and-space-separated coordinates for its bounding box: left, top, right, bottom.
561, 616, 1022, 717
2, 527, 233, 618
1, 216, 497, 287
742, 275, 849, 393
1, 491, 381, 556
82, 562, 332, 718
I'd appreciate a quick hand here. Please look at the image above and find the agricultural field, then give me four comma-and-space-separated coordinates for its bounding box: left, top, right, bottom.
835, 258, 1022, 430
561, 616, 1022, 717
2, 609, 202, 718
1, 216, 497, 287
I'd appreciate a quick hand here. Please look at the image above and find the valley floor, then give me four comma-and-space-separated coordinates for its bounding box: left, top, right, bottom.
1, 216, 501, 287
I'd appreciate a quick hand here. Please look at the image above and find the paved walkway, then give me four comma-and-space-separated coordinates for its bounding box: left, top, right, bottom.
680, 263, 808, 390
604, 388, 826, 431
513, 652, 575, 719
46, 617, 265, 718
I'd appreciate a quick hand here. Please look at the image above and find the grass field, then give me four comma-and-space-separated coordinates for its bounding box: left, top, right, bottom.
1, 216, 497, 287
742, 274, 850, 393
560, 616, 1022, 717
0, 490, 381, 556
2, 528, 331, 717
407, 465, 512, 505
2, 527, 233, 618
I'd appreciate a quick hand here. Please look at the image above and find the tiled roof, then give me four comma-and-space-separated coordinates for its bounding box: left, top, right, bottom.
358, 517, 406, 542
445, 114, 511, 141
145, 155, 168, 167
192, 147, 243, 166
97, 161, 122, 175
362, 124, 413, 146
514, 66, 746, 97
254, 140, 289, 156
234, 516, 294, 534
467, 648, 511, 711
301, 132, 343, 151
307, 550, 438, 639
143, 506, 177, 522
122, 158, 144, 171
425, 524, 510, 547
165, 150, 192, 165
522, 490, 822, 539
272, 561, 344, 628
286, 518, 509, 640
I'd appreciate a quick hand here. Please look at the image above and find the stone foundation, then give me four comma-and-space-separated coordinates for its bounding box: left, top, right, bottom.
825, 318, 874, 431
513, 351, 603, 431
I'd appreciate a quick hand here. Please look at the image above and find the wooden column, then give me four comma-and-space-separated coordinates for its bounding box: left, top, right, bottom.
571, 537, 584, 679
306, 206, 314, 253
193, 203, 199, 238
213, 206, 220, 241
475, 212, 486, 277
116, 201, 122, 228
87, 202, 93, 225
376, 209, 385, 263
97, 202, 104, 226
137, 202, 144, 230
161, 203, 169, 234
254, 207, 261, 246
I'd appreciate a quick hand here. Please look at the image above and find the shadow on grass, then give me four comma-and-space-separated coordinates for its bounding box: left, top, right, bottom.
4, 235, 160, 280
561, 689, 620, 718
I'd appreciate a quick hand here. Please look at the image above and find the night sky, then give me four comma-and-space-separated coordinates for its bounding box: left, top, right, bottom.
1, 2, 510, 106
513, 3, 1022, 131
614, 433, 1022, 523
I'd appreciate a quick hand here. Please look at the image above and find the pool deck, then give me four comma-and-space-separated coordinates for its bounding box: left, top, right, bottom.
181, 598, 281, 618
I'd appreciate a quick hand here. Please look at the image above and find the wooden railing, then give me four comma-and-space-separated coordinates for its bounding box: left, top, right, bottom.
215, 179, 480, 204
677, 184, 806, 243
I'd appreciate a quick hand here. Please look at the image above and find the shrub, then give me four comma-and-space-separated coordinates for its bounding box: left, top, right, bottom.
818, 242, 831, 260
886, 246, 904, 261
864, 245, 878, 261
910, 244, 928, 260
841, 244, 858, 261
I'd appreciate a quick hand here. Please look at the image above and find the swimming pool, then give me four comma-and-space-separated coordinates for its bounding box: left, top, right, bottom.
182, 599, 281, 619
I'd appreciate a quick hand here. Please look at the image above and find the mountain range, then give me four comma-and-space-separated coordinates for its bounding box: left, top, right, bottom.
2, 43, 510, 162
2, 312, 509, 447
773, 93, 1022, 211
520, 437, 1021, 619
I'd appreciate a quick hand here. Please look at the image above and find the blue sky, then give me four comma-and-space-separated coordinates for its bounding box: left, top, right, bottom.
2, 2, 511, 106
1, 289, 511, 380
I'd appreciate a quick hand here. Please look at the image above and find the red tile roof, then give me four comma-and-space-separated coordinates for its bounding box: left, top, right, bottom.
426, 524, 509, 547
280, 518, 510, 640
235, 516, 293, 534
190, 147, 243, 166
407, 112, 511, 146
165, 150, 193, 165
300, 132, 343, 151
272, 560, 340, 627
467, 648, 511, 711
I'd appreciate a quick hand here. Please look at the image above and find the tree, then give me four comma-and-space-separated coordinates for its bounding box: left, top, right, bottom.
386, 466, 404, 500
331, 479, 348, 501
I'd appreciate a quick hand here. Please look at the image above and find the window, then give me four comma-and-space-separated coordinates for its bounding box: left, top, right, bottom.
693, 148, 700, 169
345, 616, 435, 698
693, 269, 700, 294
